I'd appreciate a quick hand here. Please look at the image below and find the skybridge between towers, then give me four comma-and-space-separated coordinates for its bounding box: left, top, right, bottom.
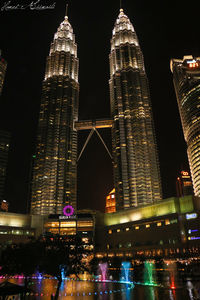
75, 119, 113, 130
75, 119, 113, 162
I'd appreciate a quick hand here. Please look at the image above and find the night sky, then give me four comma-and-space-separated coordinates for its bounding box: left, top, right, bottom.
0, 0, 199, 213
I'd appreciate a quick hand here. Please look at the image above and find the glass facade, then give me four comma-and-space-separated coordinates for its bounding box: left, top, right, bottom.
0, 52, 7, 96
31, 12, 79, 215
171, 56, 200, 197
109, 9, 162, 210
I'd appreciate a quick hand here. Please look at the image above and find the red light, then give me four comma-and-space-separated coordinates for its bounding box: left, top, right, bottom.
171, 285, 176, 289
188, 62, 199, 68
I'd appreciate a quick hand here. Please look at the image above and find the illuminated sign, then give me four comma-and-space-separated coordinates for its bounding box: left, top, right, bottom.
188, 236, 200, 240
186, 213, 197, 220
181, 171, 189, 176
59, 215, 76, 220
63, 205, 74, 217
188, 62, 199, 68
188, 229, 198, 234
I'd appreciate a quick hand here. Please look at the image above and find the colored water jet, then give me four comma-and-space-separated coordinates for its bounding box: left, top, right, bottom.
143, 261, 157, 286
98, 262, 108, 281
166, 262, 178, 289
121, 261, 131, 282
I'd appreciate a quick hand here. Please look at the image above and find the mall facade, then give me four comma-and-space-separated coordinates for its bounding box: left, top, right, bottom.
0, 195, 200, 258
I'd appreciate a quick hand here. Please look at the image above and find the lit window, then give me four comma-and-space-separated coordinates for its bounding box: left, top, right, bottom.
135, 226, 139, 230
170, 219, 177, 224
108, 230, 112, 234
165, 219, 170, 225
125, 228, 129, 231
146, 224, 150, 228
157, 222, 162, 227
117, 229, 120, 233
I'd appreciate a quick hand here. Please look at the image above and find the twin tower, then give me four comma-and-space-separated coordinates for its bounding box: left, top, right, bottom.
31, 8, 162, 215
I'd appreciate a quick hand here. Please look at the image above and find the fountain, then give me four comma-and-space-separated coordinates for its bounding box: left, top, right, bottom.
61, 267, 65, 280
121, 261, 131, 282
168, 262, 177, 289
164, 261, 181, 289
98, 262, 108, 281
35, 271, 43, 280
143, 261, 157, 286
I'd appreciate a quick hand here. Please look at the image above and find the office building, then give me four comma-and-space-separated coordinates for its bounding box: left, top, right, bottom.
31, 9, 79, 215
109, 9, 162, 210
171, 56, 200, 197
0, 130, 10, 201
105, 188, 116, 213
0, 199, 9, 212
176, 170, 193, 197
0, 50, 7, 96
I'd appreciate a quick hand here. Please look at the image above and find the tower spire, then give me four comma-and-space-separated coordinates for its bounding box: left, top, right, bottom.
120, 0, 122, 10
65, 3, 68, 18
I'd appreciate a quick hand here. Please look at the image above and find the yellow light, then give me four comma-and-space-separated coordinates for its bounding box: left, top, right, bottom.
135, 226, 139, 230
157, 222, 162, 227
182, 171, 189, 176
120, 218, 129, 223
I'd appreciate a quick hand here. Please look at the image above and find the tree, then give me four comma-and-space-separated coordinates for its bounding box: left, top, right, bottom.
38, 234, 90, 300
0, 234, 90, 300
0, 240, 43, 299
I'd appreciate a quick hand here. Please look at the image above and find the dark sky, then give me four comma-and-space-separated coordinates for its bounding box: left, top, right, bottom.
0, 0, 199, 213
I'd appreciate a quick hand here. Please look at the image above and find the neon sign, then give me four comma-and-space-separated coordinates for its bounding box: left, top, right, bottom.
186, 213, 197, 220
188, 62, 199, 68
188, 229, 198, 234
181, 171, 189, 176
188, 236, 200, 240
63, 205, 74, 217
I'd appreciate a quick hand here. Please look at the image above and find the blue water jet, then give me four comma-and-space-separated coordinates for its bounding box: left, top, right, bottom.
121, 261, 131, 282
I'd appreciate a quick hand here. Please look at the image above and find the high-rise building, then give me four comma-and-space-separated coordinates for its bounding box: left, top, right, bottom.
0, 199, 9, 212
0, 50, 7, 96
105, 188, 116, 213
31, 9, 79, 215
176, 170, 193, 197
0, 130, 10, 201
109, 9, 162, 210
171, 56, 200, 197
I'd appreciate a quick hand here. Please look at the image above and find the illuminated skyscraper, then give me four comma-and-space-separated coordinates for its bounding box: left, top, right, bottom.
0, 50, 7, 96
105, 188, 116, 213
171, 55, 200, 197
31, 10, 79, 215
176, 170, 193, 197
109, 9, 162, 210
